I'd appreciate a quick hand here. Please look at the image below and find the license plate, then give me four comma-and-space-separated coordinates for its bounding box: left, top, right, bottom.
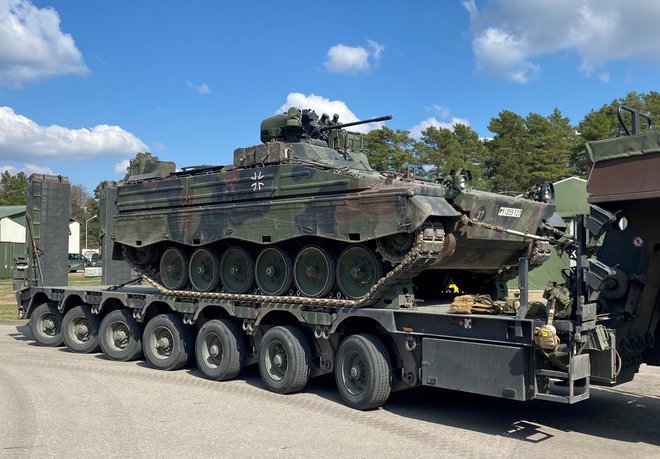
497, 207, 522, 218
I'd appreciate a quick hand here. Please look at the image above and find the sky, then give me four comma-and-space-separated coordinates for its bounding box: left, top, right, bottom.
1, 0, 659, 193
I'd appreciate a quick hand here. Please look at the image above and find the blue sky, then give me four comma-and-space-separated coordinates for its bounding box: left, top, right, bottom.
1, 0, 659, 193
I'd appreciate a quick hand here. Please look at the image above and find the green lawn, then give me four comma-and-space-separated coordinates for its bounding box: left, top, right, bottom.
0, 274, 102, 320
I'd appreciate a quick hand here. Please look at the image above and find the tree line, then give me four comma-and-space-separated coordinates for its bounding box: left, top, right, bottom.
364, 91, 659, 193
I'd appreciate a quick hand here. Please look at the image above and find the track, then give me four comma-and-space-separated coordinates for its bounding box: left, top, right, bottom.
132, 224, 451, 308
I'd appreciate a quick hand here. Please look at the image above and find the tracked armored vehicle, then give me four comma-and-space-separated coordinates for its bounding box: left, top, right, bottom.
112, 108, 558, 305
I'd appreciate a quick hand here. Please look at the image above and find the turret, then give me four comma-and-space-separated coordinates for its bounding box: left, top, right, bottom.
260, 107, 391, 145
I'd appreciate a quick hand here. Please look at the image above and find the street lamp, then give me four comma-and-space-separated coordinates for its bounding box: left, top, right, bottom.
85, 215, 98, 252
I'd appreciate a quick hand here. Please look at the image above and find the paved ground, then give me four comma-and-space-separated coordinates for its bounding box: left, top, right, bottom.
0, 321, 658, 458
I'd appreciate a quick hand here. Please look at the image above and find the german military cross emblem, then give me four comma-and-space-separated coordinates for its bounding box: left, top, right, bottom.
251, 171, 265, 191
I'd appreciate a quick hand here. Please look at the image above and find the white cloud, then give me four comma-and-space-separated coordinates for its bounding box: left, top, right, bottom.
323, 40, 384, 74
472, 27, 539, 83
278, 93, 384, 133
150, 141, 165, 151
426, 105, 453, 119
186, 80, 211, 95
0, 0, 88, 87
463, 0, 660, 82
0, 106, 148, 161
0, 163, 54, 175
409, 116, 471, 140
114, 159, 130, 174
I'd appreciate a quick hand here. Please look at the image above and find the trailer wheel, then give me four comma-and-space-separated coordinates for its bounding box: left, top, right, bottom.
143, 313, 192, 370
99, 309, 143, 361
195, 319, 245, 380
335, 334, 392, 410
258, 326, 310, 394
62, 305, 101, 353
29, 302, 64, 347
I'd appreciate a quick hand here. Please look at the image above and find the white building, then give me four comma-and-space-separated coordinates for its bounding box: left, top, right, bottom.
0, 206, 81, 253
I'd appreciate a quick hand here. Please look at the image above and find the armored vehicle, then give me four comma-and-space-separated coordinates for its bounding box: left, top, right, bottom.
111, 108, 557, 305
15, 106, 660, 412
585, 106, 660, 381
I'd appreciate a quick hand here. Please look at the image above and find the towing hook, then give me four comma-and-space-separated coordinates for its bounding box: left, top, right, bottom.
405, 334, 417, 351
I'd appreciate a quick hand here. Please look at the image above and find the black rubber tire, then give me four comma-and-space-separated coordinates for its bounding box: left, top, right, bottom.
258, 325, 311, 394
142, 313, 193, 371
195, 319, 246, 381
62, 305, 101, 353
335, 334, 392, 410
99, 309, 143, 361
29, 302, 64, 347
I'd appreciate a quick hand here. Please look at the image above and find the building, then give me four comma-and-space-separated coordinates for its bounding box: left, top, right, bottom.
0, 206, 80, 253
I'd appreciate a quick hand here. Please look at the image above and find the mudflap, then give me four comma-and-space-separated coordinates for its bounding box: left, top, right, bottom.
421, 338, 532, 401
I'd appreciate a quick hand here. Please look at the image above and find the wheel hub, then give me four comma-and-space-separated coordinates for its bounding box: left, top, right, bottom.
157, 337, 171, 350
43, 318, 55, 332
273, 352, 285, 368
113, 329, 128, 343
229, 265, 239, 276
75, 322, 89, 337
265, 265, 275, 277
209, 344, 220, 358
350, 266, 368, 282
350, 365, 361, 379
305, 266, 316, 278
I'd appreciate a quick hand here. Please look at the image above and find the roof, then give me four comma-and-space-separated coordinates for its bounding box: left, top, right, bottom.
0, 205, 25, 219
586, 131, 660, 164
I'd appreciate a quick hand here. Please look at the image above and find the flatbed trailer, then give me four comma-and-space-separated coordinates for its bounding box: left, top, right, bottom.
16, 271, 599, 410
15, 106, 660, 410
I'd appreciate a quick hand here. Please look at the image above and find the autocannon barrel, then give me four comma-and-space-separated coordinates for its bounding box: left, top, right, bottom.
318, 115, 392, 132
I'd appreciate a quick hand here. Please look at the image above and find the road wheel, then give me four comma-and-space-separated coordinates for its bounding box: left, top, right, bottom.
62, 305, 101, 353
195, 319, 245, 380
99, 309, 143, 361
335, 334, 392, 410
29, 302, 64, 347
255, 246, 293, 295
189, 248, 221, 292
125, 244, 157, 267
293, 245, 335, 297
336, 245, 383, 299
143, 313, 192, 370
160, 247, 190, 290
258, 326, 310, 394
220, 246, 255, 293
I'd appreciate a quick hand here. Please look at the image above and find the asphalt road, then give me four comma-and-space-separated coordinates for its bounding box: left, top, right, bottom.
0, 321, 658, 458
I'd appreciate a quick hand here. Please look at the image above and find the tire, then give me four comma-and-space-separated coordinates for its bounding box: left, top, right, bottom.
29, 302, 64, 347
142, 313, 193, 370
62, 305, 101, 353
195, 319, 245, 380
335, 334, 392, 410
99, 309, 143, 361
258, 326, 310, 394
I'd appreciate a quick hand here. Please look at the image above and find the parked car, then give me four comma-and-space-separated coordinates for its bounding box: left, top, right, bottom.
68, 253, 90, 272
90, 253, 103, 267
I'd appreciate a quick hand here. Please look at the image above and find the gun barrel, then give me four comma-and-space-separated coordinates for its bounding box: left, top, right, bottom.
319, 115, 392, 132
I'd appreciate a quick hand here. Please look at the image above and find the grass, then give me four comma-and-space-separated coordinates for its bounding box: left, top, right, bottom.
0, 273, 102, 320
